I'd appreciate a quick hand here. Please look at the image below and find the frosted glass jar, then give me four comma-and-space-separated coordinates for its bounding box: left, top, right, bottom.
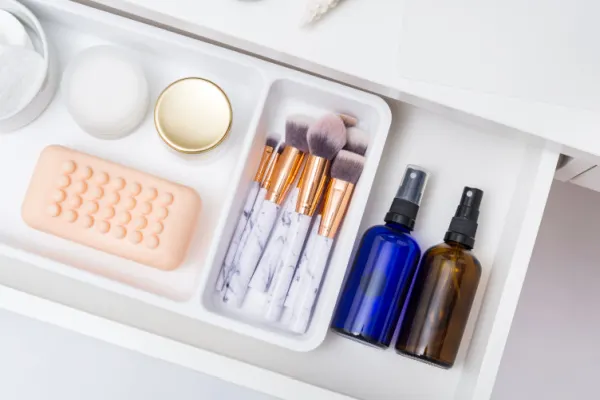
0, 0, 57, 133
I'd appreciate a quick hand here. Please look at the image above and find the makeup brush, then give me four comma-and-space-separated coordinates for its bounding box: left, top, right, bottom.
264, 114, 347, 322
228, 144, 283, 274
216, 135, 279, 292
344, 127, 369, 156
220, 144, 283, 295
285, 150, 366, 333
248, 182, 299, 293
223, 115, 311, 306
285, 149, 365, 307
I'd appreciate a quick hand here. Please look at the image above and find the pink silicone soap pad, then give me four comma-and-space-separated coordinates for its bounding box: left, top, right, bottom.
21, 145, 202, 271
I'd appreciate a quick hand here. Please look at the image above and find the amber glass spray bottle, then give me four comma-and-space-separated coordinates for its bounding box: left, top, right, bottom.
395, 187, 483, 368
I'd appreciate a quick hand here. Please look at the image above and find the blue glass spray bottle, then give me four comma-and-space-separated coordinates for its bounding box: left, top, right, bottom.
331, 165, 429, 348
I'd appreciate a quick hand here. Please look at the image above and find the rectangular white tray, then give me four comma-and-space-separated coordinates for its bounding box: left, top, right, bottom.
201, 78, 390, 351
0, 1, 561, 399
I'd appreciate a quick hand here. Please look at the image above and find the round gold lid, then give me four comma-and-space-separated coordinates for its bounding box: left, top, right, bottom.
154, 77, 232, 154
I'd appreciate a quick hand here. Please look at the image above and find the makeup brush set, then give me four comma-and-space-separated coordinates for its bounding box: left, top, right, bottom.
216, 113, 369, 333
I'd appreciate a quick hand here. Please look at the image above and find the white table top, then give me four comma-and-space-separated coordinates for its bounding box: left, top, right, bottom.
85, 0, 600, 158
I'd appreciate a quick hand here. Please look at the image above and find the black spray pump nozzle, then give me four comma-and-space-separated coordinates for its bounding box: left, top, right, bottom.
444, 187, 484, 249
384, 165, 429, 231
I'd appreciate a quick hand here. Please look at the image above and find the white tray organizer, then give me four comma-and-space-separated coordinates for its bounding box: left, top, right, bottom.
0, 0, 391, 352
0, 1, 561, 400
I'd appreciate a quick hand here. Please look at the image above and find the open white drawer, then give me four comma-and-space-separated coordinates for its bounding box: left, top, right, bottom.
0, 1, 560, 399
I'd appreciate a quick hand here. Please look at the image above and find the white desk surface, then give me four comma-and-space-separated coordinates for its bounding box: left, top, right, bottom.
84, 0, 600, 157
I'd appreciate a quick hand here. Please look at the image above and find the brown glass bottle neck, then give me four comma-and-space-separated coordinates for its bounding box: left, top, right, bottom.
443, 239, 472, 251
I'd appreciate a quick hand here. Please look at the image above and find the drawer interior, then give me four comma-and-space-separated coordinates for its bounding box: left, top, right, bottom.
0, 1, 560, 399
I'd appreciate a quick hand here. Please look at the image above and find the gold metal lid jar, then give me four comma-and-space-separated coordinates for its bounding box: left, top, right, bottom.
154, 77, 232, 154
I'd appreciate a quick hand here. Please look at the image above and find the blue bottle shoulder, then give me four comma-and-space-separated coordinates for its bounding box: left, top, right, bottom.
362, 222, 420, 250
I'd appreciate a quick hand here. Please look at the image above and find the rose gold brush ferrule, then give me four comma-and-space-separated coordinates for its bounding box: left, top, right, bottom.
265, 146, 304, 205
254, 145, 275, 182
318, 179, 355, 239
260, 151, 280, 189
296, 156, 330, 216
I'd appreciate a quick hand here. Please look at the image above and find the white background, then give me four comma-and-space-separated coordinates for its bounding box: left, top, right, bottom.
1, 180, 598, 400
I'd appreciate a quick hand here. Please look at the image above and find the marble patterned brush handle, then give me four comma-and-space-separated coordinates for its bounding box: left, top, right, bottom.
264, 213, 312, 322
225, 187, 267, 287
223, 199, 280, 307
288, 233, 333, 333
284, 214, 320, 309
249, 188, 298, 292
216, 181, 260, 292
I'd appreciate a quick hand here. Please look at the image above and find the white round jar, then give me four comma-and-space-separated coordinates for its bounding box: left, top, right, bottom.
62, 45, 150, 139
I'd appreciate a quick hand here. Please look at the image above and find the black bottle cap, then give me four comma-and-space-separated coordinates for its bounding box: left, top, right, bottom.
384, 165, 429, 231
444, 187, 484, 249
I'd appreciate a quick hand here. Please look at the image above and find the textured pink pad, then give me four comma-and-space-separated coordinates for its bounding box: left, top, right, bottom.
22, 145, 202, 271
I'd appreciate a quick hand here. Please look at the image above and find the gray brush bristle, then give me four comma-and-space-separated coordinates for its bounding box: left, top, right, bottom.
331, 150, 365, 184
344, 127, 369, 156
266, 134, 279, 149
307, 114, 347, 160
285, 115, 312, 153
